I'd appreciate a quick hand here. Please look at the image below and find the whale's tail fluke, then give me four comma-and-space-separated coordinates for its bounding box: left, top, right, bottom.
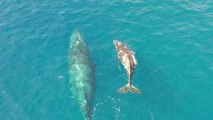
117, 83, 141, 94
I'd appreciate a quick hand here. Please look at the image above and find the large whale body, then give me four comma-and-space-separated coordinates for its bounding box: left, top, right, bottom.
69, 30, 94, 120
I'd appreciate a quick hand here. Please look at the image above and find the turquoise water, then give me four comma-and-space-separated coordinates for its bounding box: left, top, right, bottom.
0, 0, 213, 120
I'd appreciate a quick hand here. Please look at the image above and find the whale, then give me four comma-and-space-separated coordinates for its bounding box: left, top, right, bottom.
69, 30, 95, 120
113, 40, 141, 94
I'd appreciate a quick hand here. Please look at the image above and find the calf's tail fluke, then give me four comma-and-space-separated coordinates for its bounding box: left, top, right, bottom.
117, 83, 141, 94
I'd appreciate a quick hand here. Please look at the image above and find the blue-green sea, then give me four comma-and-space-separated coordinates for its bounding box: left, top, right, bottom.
0, 1, 213, 120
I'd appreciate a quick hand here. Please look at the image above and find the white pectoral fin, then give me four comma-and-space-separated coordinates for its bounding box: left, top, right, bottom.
117, 59, 121, 71
131, 54, 137, 65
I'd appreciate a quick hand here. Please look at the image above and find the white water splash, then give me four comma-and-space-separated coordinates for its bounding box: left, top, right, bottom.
58, 75, 64, 80
93, 96, 121, 120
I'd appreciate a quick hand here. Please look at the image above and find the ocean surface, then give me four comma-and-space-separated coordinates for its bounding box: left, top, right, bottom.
0, 0, 213, 120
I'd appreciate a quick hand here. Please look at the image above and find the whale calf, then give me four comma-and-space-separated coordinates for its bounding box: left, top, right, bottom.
69, 30, 95, 120
113, 40, 141, 94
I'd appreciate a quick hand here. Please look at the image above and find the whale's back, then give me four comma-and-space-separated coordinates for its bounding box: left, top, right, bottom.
69, 31, 94, 120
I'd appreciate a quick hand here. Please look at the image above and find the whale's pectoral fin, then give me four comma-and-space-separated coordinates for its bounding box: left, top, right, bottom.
117, 60, 121, 71
131, 54, 137, 65
116, 57, 121, 71
117, 84, 141, 94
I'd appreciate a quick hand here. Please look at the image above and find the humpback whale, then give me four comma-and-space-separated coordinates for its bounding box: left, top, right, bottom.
113, 40, 141, 94
69, 30, 95, 120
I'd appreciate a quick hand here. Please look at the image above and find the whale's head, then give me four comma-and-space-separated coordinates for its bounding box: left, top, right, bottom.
70, 30, 86, 48
113, 40, 123, 49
